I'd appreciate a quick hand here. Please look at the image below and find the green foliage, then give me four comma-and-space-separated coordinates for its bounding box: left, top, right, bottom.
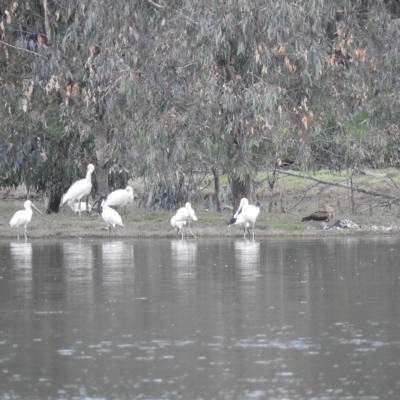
3, 0, 400, 204
0, 123, 95, 197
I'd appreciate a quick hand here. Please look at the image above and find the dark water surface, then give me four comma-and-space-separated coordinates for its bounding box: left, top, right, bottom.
0, 236, 400, 399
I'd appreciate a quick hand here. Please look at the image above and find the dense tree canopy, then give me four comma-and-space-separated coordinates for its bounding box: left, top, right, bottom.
1, 0, 400, 212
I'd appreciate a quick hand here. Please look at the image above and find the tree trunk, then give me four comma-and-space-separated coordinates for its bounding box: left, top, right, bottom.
115, 171, 128, 190
96, 163, 109, 197
46, 193, 62, 214
43, 0, 52, 44
212, 167, 222, 212
349, 169, 355, 215
94, 123, 109, 196
146, 183, 154, 208
268, 163, 279, 213
176, 173, 185, 206
230, 173, 251, 213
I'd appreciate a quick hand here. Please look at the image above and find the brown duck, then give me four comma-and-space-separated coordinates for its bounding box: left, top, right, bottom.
301, 204, 334, 229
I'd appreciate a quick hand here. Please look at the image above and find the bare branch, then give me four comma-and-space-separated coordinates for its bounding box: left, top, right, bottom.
277, 169, 400, 203
0, 40, 48, 59
146, 0, 164, 9
175, 11, 198, 26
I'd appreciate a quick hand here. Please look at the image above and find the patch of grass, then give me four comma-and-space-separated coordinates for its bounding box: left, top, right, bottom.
2, 168, 400, 239
124, 210, 169, 223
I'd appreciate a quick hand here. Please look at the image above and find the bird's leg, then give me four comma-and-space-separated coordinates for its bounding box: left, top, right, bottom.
243, 226, 247, 239
78, 200, 82, 218
183, 221, 188, 239
252, 223, 255, 239
186, 219, 196, 238
181, 224, 185, 239
24, 226, 27, 241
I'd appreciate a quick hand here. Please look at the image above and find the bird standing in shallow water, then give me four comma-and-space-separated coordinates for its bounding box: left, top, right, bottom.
228, 198, 264, 239
170, 215, 186, 237
10, 200, 43, 240
301, 204, 334, 229
94, 196, 124, 238
172, 202, 197, 239
61, 164, 95, 218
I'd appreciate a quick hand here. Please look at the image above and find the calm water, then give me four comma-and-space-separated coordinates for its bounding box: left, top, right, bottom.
0, 236, 400, 399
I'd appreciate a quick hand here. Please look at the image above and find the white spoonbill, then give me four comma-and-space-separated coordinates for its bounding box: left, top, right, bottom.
228, 198, 264, 239
94, 196, 124, 238
61, 164, 95, 217
105, 186, 134, 212
10, 200, 43, 240
172, 202, 198, 239
170, 215, 186, 237
67, 200, 92, 213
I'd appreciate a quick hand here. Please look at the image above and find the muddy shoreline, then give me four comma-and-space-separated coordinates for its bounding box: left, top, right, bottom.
1, 213, 398, 240
1, 189, 399, 239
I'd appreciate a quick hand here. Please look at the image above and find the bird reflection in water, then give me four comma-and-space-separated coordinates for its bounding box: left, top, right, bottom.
102, 241, 133, 268
63, 242, 94, 270
10, 242, 33, 288
171, 240, 198, 279
101, 241, 134, 291
234, 240, 261, 280
10, 242, 33, 269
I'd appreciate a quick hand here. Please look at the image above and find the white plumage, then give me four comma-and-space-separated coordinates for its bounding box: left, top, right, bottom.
9, 200, 43, 240
105, 186, 134, 211
61, 164, 95, 217
228, 197, 263, 239
170, 215, 186, 236
67, 200, 92, 213
172, 202, 198, 239
97, 196, 124, 238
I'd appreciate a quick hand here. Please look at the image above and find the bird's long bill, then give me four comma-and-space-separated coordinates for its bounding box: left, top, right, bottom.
234, 204, 243, 219
256, 201, 266, 214
31, 203, 44, 214
228, 217, 236, 226
93, 197, 105, 212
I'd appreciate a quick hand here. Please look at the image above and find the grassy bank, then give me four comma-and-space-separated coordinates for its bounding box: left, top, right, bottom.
0, 198, 398, 240
2, 169, 400, 239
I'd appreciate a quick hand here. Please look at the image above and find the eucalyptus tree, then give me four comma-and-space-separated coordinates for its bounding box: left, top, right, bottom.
180, 0, 400, 209
1, 0, 146, 206
3, 0, 400, 217
0, 21, 95, 213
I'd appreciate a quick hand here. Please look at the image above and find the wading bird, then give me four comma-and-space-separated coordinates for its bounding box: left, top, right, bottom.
9, 200, 43, 240
301, 204, 334, 229
170, 215, 186, 237
228, 198, 264, 239
61, 164, 95, 218
172, 202, 197, 239
105, 186, 134, 212
94, 195, 124, 238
